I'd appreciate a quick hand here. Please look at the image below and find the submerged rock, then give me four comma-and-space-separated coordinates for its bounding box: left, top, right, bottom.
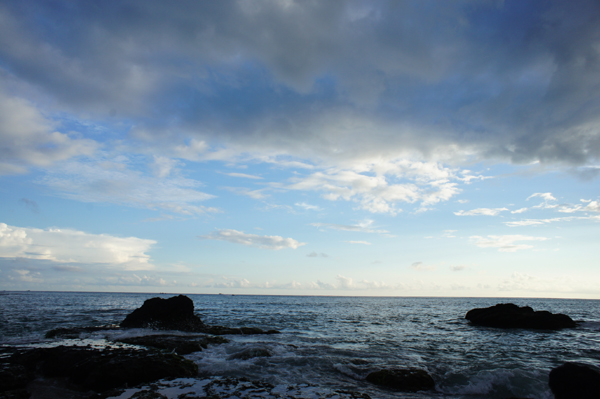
465, 303, 576, 329
201, 325, 280, 335
549, 362, 600, 399
116, 334, 229, 355
365, 368, 435, 392
45, 325, 118, 339
120, 295, 205, 331
10, 345, 198, 392
227, 347, 272, 360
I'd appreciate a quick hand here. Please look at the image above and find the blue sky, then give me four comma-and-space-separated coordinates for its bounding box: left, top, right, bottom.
1, 0, 599, 297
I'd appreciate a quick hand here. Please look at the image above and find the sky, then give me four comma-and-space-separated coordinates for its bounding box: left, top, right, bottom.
0, 0, 599, 298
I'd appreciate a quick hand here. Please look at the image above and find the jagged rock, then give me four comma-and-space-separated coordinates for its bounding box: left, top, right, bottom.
465, 303, 576, 329
116, 334, 229, 355
365, 368, 435, 392
119, 295, 280, 335
10, 345, 198, 392
549, 362, 600, 399
227, 347, 272, 360
120, 295, 205, 331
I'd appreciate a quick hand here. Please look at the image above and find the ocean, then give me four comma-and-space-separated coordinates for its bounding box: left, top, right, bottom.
1, 291, 599, 398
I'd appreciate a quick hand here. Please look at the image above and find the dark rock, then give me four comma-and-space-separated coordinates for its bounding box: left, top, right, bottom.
0, 389, 30, 399
120, 295, 205, 332
10, 345, 197, 392
549, 362, 600, 399
0, 363, 31, 393
465, 303, 576, 330
115, 334, 229, 355
365, 368, 435, 392
119, 295, 280, 335
227, 347, 272, 360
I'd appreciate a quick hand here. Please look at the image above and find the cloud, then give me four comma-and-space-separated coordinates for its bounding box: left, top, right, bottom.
200, 229, 305, 250
454, 208, 509, 216
336, 275, 353, 289
222, 172, 263, 180
470, 235, 548, 252
411, 261, 436, 271
19, 198, 39, 214
287, 160, 464, 214
39, 157, 219, 215
347, 241, 371, 245
527, 193, 557, 202
505, 215, 600, 227
307, 251, 328, 257
295, 202, 321, 211
0, 89, 97, 175
222, 186, 268, 200
0, 222, 155, 269
311, 219, 389, 234
450, 265, 467, 272
3, 1, 600, 171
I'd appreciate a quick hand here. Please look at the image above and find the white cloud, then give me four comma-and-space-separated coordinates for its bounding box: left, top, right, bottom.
336, 274, 353, 289
347, 241, 371, 245
470, 235, 547, 252
222, 186, 268, 199
223, 172, 263, 179
151, 156, 179, 178
295, 202, 321, 211
511, 208, 528, 214
39, 157, 219, 215
286, 160, 464, 214
0, 90, 97, 175
527, 193, 557, 202
200, 229, 305, 250
585, 201, 600, 212
311, 219, 389, 234
0, 222, 155, 269
454, 207, 509, 216
450, 265, 467, 271
505, 215, 600, 227
411, 261, 436, 271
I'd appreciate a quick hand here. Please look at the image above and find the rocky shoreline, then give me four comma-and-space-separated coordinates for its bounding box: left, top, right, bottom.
1, 296, 598, 399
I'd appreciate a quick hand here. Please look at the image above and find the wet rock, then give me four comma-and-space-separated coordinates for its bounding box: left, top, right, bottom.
10, 345, 197, 392
120, 295, 205, 332
365, 368, 435, 392
115, 334, 229, 355
549, 362, 600, 399
0, 389, 30, 399
227, 347, 272, 360
465, 303, 576, 329
0, 362, 31, 394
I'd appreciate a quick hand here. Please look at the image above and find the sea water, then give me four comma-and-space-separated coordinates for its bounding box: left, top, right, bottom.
1, 291, 599, 398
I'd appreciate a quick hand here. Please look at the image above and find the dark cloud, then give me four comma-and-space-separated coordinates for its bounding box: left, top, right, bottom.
19, 198, 39, 213
1, 0, 599, 168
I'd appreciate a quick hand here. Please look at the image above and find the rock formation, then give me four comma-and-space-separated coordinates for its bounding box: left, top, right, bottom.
549, 362, 600, 399
366, 368, 435, 392
465, 303, 576, 329
120, 294, 205, 331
